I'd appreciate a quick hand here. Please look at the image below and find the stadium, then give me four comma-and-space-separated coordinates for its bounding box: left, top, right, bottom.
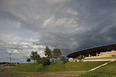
67, 44, 116, 61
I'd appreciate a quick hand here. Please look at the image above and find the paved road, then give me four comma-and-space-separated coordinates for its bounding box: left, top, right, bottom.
0, 67, 23, 77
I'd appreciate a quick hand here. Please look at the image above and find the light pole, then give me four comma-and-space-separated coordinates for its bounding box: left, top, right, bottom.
10, 53, 11, 64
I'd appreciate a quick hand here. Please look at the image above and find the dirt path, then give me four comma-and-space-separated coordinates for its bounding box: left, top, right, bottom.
0, 67, 86, 77
89, 61, 112, 72
0, 67, 23, 77
17, 72, 77, 77
15, 71, 87, 77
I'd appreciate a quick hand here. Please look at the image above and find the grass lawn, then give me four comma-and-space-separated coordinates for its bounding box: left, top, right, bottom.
9, 61, 106, 72
78, 61, 116, 77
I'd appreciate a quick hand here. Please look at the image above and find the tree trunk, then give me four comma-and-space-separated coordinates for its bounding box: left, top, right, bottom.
34, 60, 35, 63
52, 58, 54, 62
56, 58, 58, 62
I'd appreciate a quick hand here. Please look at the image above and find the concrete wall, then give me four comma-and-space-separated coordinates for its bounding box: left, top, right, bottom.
83, 50, 116, 61
68, 50, 116, 62
83, 57, 116, 61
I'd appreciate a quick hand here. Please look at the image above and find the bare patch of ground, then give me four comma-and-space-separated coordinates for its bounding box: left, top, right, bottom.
12, 71, 87, 77
1, 67, 87, 77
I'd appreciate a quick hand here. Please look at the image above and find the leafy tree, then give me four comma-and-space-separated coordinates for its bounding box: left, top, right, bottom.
39, 57, 50, 66
77, 55, 84, 61
60, 56, 66, 63
35, 54, 41, 64
26, 58, 31, 63
44, 46, 52, 60
30, 51, 40, 63
53, 48, 62, 62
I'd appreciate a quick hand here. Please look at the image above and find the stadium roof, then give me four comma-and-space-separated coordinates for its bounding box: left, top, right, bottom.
67, 44, 116, 58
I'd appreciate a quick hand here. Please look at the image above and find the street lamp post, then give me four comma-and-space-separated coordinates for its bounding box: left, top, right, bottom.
10, 53, 11, 64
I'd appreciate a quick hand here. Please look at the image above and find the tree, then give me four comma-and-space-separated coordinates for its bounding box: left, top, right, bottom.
44, 46, 52, 60
35, 54, 41, 64
60, 56, 66, 63
39, 57, 50, 66
26, 58, 31, 63
77, 55, 84, 61
30, 51, 40, 63
53, 48, 62, 62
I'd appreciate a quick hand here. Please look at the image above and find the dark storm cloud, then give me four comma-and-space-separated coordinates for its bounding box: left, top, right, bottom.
38, 0, 116, 55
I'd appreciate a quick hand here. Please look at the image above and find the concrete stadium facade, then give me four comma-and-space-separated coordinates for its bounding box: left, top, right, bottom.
67, 44, 116, 61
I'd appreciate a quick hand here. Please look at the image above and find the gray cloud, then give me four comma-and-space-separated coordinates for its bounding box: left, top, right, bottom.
0, 0, 116, 62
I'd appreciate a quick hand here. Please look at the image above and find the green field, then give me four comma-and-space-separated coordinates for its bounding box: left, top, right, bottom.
79, 61, 116, 77
9, 61, 106, 72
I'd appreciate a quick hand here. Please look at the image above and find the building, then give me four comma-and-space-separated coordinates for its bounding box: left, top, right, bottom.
67, 44, 116, 61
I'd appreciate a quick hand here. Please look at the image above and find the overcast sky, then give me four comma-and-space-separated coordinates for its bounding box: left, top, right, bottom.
0, 0, 116, 63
